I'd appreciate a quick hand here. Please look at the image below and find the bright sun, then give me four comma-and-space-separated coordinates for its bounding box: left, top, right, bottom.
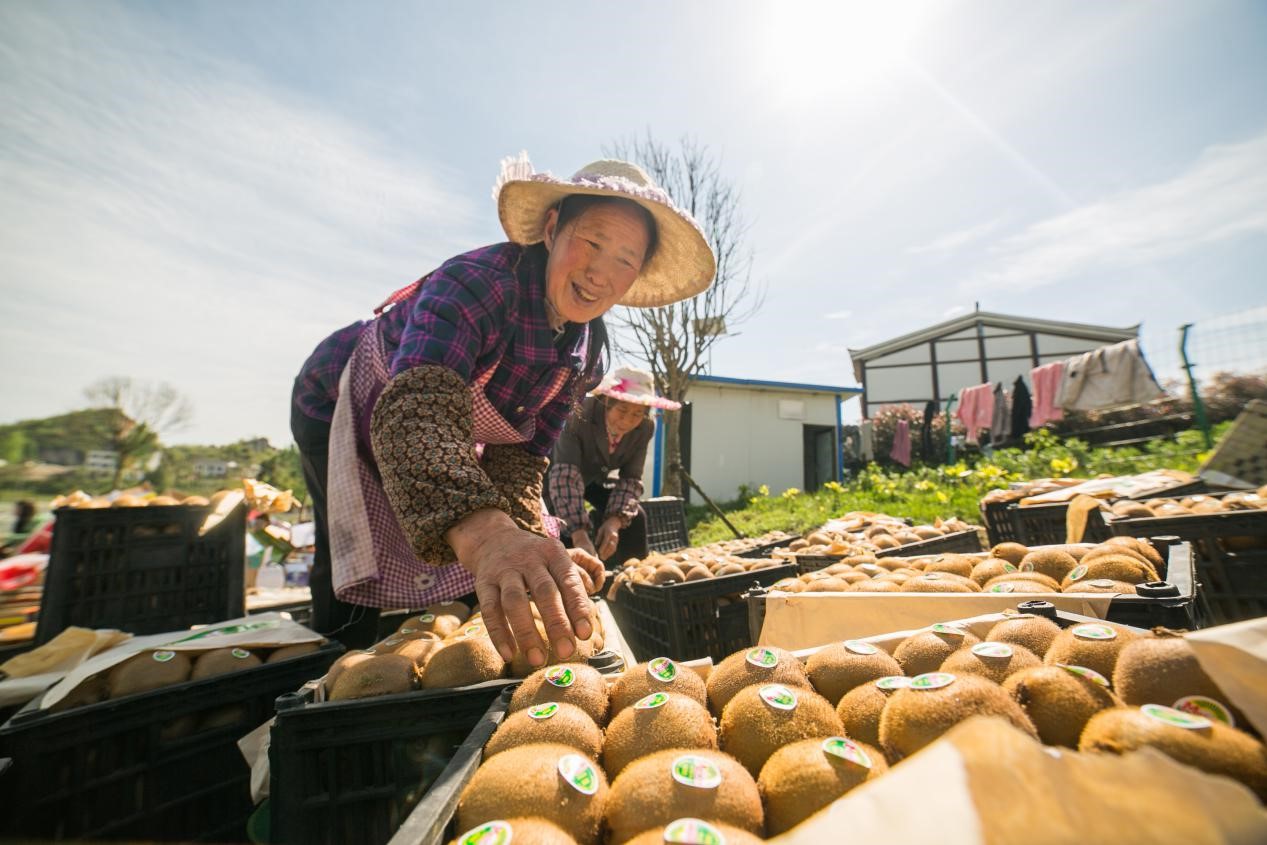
759, 2, 929, 99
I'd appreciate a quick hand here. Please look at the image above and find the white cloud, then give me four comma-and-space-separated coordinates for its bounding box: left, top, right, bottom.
824, 309, 854, 319
0, 6, 481, 445
966, 133, 1267, 292
943, 304, 968, 317
909, 217, 1006, 255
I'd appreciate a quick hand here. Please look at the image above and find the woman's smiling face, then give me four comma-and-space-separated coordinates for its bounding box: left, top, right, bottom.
542, 200, 652, 325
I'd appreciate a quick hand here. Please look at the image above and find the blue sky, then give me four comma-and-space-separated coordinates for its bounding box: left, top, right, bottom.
2, 1, 1265, 446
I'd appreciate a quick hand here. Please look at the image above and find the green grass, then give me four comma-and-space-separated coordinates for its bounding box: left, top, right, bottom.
686, 425, 1228, 545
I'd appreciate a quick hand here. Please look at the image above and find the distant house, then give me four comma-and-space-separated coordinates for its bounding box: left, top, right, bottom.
38, 447, 83, 467
243, 438, 271, 453
848, 310, 1139, 418
84, 450, 120, 474
644, 374, 863, 501
193, 459, 229, 478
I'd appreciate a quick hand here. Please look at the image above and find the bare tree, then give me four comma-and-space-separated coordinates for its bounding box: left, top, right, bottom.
605, 133, 764, 495
84, 377, 194, 487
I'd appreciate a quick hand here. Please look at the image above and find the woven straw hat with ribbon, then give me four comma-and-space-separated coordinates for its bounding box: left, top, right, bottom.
591, 366, 681, 411
494, 152, 717, 308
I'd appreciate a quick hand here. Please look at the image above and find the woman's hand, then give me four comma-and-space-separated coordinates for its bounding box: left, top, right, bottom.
595, 516, 622, 560
448, 509, 594, 668
568, 546, 607, 595
571, 528, 599, 559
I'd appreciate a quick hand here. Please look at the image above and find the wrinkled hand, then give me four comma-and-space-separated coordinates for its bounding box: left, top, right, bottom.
449, 509, 593, 668
568, 546, 607, 595
595, 516, 622, 560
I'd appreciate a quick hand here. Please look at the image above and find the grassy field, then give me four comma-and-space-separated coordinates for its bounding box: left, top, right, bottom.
686, 425, 1226, 545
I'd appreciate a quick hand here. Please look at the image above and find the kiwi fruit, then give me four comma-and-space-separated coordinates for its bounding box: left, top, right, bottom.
603, 692, 718, 777
848, 580, 903, 593
1068, 553, 1157, 586
509, 620, 597, 677
1112, 631, 1243, 724
191, 647, 262, 680
705, 646, 811, 716
49, 674, 109, 712
803, 577, 850, 593
458, 743, 608, 844
623, 822, 762, 845
758, 736, 888, 835
182, 495, 210, 506
394, 637, 445, 669
148, 495, 181, 506
805, 641, 903, 705
1103, 536, 1165, 569
398, 611, 461, 639
486, 701, 603, 760
427, 600, 471, 624
652, 563, 687, 584
970, 557, 1015, 587
510, 663, 610, 725
1080, 706, 1267, 800
1018, 549, 1078, 582
1043, 622, 1139, 679
893, 628, 981, 677
329, 653, 418, 700
108, 650, 193, 698
1067, 578, 1137, 594
989, 542, 1029, 564
987, 615, 1062, 657
604, 748, 763, 844
879, 673, 1037, 761
923, 555, 974, 578
324, 650, 378, 694
422, 636, 506, 689
985, 571, 1062, 592
1004, 664, 1121, 747
719, 682, 844, 776
1113, 502, 1155, 519
836, 676, 909, 749
609, 658, 708, 714
449, 818, 579, 845
266, 643, 321, 663
939, 642, 1041, 684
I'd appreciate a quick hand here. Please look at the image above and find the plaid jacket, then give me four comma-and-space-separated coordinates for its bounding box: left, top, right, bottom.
292, 243, 594, 457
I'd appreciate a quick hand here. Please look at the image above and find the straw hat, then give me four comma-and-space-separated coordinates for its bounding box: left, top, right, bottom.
494, 152, 717, 308
591, 366, 681, 411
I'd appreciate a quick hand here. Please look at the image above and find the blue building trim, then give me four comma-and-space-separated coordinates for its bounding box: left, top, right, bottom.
652, 413, 664, 497
691, 374, 863, 396
835, 392, 844, 481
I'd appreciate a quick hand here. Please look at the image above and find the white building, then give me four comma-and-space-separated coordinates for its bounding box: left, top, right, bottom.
645, 375, 862, 502
84, 450, 119, 474
848, 310, 1138, 419
193, 459, 229, 478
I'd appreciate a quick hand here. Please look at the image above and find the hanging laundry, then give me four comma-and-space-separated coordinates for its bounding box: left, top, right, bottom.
890, 419, 912, 467
1057, 338, 1165, 412
1029, 361, 1065, 428
1010, 376, 1033, 440
990, 382, 1010, 445
859, 419, 875, 462
956, 382, 995, 445
921, 400, 937, 463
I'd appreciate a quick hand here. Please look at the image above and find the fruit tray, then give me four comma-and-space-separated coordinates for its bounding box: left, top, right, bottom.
0, 639, 342, 843
269, 650, 627, 845
608, 563, 798, 663
1107, 509, 1267, 625
981, 498, 1023, 546
38, 502, 246, 644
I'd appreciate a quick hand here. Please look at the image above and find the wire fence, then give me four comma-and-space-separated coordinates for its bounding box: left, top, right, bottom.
1141, 305, 1267, 390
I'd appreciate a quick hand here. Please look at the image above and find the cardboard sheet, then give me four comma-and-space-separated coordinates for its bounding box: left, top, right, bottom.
757, 593, 1113, 651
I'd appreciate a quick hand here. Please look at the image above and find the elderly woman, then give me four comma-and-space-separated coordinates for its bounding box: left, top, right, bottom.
290, 154, 715, 664
546, 367, 679, 563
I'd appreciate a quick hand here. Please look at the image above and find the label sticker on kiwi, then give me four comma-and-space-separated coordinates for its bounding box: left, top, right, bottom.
1056, 664, 1110, 687
1174, 696, 1235, 727
417, 613, 436, 623
844, 639, 879, 655
859, 563, 882, 573
557, 754, 599, 795
1067, 564, 1088, 582
931, 624, 966, 637
989, 583, 1016, 593
822, 736, 873, 769
1142, 703, 1213, 731
1003, 562, 1018, 573
759, 684, 799, 711
635, 692, 670, 710
923, 573, 943, 581
1020, 561, 1035, 572
231, 648, 251, 659
1072, 624, 1117, 641
875, 675, 912, 691
152, 650, 176, 663
381, 638, 403, 648
745, 647, 779, 669
457, 820, 512, 845
663, 818, 725, 845
972, 642, 1013, 658
671, 755, 722, 789
910, 672, 956, 690
528, 702, 559, 720
544, 666, 575, 688
1087, 579, 1117, 588
464, 624, 485, 637
399, 627, 417, 635
648, 657, 678, 682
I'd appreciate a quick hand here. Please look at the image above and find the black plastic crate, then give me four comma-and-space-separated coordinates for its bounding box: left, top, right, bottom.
981, 499, 1023, 546
1108, 509, 1267, 625
37, 503, 247, 644
270, 648, 626, 845
0, 639, 342, 842
875, 528, 984, 559
1010, 501, 1112, 546
608, 563, 798, 662
641, 497, 689, 553
734, 535, 804, 559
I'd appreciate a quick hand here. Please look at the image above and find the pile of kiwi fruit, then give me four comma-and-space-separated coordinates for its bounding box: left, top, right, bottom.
758, 536, 1171, 596
455, 613, 1265, 840
1107, 488, 1267, 520
606, 552, 786, 598
52, 488, 239, 509
777, 511, 977, 556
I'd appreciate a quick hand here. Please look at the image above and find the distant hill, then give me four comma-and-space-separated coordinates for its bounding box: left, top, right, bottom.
0, 408, 127, 463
